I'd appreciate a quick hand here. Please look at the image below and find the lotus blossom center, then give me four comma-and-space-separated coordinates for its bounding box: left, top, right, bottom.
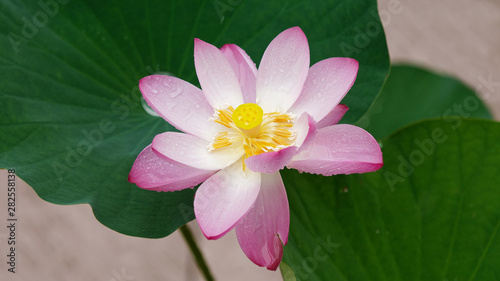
232, 103, 263, 130
209, 104, 296, 163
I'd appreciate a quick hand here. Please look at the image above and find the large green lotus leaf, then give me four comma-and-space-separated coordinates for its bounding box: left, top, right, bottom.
282, 119, 500, 280
357, 64, 492, 139
0, 0, 389, 237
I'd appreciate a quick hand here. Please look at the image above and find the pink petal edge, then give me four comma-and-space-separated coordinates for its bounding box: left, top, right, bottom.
245, 146, 298, 174
152, 132, 243, 171
195, 162, 261, 239
139, 75, 218, 141
235, 172, 289, 270
316, 104, 349, 128
256, 26, 310, 112
293, 112, 318, 153
289, 57, 358, 123
128, 145, 215, 191
194, 38, 244, 109
220, 44, 258, 104
288, 124, 383, 176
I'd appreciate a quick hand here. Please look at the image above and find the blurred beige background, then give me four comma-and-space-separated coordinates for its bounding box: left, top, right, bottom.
1, 0, 499, 280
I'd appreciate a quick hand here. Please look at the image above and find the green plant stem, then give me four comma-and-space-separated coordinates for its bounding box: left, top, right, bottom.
180, 224, 215, 281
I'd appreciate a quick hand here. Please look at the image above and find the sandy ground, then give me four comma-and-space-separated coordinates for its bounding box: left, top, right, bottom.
1, 0, 499, 280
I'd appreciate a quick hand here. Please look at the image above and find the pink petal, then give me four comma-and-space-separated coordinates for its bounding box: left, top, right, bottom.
245, 146, 298, 174
220, 44, 257, 103
152, 132, 243, 170
256, 26, 310, 112
288, 124, 383, 176
128, 145, 215, 191
293, 112, 318, 151
139, 75, 218, 140
289, 58, 358, 123
316, 104, 349, 128
194, 38, 244, 109
235, 172, 289, 270
194, 162, 261, 239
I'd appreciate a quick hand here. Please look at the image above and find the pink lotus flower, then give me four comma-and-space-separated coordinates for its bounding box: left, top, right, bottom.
129, 27, 383, 270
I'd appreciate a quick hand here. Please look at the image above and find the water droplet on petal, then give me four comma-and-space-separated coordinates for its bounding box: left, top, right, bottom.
182, 111, 194, 121
166, 102, 177, 111
169, 88, 183, 98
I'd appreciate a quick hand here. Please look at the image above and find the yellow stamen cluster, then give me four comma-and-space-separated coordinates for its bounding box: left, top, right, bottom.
209, 103, 295, 165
